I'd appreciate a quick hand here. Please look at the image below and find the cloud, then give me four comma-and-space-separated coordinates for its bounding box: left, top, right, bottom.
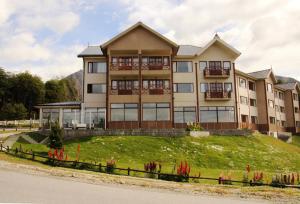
119, 0, 300, 79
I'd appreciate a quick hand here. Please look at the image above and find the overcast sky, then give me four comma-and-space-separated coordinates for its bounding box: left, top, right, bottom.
0, 0, 300, 81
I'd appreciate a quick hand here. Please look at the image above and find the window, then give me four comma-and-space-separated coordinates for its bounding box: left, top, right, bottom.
174, 107, 196, 123
149, 56, 162, 65
267, 83, 273, 93
296, 121, 300, 127
268, 100, 274, 108
270, 117, 276, 124
119, 57, 132, 67
239, 78, 247, 88
250, 98, 256, 107
281, 121, 286, 127
111, 80, 139, 90
275, 105, 279, 112
173, 83, 193, 93
87, 84, 106, 93
251, 116, 257, 124
224, 83, 232, 92
209, 61, 221, 69
200, 83, 208, 93
279, 92, 284, 100
88, 62, 106, 73
199, 61, 207, 70
293, 93, 298, 101
223, 61, 231, 70
210, 83, 223, 92
295, 107, 299, 113
200, 106, 235, 123
240, 96, 248, 105
143, 103, 170, 121
143, 80, 169, 89
275, 91, 278, 98
163, 57, 169, 66
241, 115, 248, 123
173, 61, 192, 72
280, 106, 285, 113
84, 108, 105, 128
111, 103, 138, 121
111, 57, 118, 65
249, 81, 256, 91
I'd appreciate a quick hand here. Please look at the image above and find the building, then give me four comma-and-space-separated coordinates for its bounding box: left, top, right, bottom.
37, 22, 300, 134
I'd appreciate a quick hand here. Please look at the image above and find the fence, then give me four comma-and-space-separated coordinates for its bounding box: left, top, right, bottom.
0, 120, 39, 130
0, 144, 299, 189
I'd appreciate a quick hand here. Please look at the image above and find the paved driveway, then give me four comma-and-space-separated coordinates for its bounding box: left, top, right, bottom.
0, 169, 269, 204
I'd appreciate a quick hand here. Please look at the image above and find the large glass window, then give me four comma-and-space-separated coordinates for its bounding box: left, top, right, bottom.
173, 83, 193, 93
88, 62, 106, 73
63, 109, 81, 127
143, 103, 170, 121
42, 109, 59, 124
111, 104, 138, 121
200, 106, 235, 123
87, 84, 106, 93
143, 80, 169, 89
209, 61, 222, 69
223, 61, 231, 70
85, 108, 105, 128
224, 83, 232, 92
173, 62, 192, 72
174, 107, 196, 123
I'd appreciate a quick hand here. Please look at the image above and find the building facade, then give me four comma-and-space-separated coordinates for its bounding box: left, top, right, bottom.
37, 22, 300, 134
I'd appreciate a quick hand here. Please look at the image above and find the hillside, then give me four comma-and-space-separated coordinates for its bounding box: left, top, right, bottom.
13, 134, 300, 180
276, 75, 300, 84
65, 70, 83, 100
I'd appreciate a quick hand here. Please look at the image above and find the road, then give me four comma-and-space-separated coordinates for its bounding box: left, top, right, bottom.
0, 169, 269, 204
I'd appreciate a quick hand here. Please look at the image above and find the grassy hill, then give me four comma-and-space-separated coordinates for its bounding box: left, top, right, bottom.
12, 133, 300, 182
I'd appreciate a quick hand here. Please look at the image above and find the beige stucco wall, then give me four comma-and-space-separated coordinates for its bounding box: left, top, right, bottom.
83, 57, 107, 108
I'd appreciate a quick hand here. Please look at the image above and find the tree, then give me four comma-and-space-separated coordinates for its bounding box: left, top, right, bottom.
0, 103, 28, 120
10, 72, 45, 117
0, 68, 11, 109
49, 121, 63, 149
45, 79, 65, 103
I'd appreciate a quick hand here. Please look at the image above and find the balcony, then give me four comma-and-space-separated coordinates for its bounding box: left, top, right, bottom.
110, 62, 139, 71
203, 68, 230, 78
110, 88, 139, 95
142, 88, 171, 95
205, 91, 231, 100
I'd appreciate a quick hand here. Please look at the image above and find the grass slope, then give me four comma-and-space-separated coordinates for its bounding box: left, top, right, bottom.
12, 133, 300, 181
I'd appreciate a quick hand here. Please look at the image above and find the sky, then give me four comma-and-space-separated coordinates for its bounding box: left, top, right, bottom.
0, 0, 300, 81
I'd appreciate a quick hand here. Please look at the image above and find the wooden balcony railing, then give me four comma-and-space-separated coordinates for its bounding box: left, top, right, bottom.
110, 62, 139, 71
142, 88, 171, 95
110, 88, 139, 95
203, 68, 230, 77
141, 63, 170, 70
205, 91, 231, 100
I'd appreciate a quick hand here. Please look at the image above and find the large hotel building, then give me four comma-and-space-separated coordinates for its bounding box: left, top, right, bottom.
37, 22, 300, 134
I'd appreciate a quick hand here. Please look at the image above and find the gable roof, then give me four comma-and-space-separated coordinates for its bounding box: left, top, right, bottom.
247, 68, 277, 83
235, 69, 257, 80
100, 22, 178, 50
177, 45, 202, 56
275, 82, 299, 91
78, 46, 103, 57
197, 34, 241, 58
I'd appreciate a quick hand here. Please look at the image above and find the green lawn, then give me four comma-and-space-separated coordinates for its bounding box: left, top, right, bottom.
292, 135, 300, 148
12, 133, 300, 182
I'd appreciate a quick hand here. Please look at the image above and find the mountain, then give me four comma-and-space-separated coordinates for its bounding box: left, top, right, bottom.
65, 69, 83, 100
276, 75, 300, 84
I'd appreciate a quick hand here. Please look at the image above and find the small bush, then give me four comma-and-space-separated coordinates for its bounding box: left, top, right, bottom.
49, 121, 63, 149
186, 122, 203, 131
251, 171, 264, 186
144, 161, 161, 178
219, 171, 232, 185
106, 159, 116, 173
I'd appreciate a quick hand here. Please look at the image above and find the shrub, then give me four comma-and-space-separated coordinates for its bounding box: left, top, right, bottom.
251, 171, 264, 186
177, 161, 191, 182
106, 159, 116, 173
144, 161, 161, 178
219, 171, 232, 185
186, 122, 203, 131
271, 172, 299, 187
49, 121, 63, 149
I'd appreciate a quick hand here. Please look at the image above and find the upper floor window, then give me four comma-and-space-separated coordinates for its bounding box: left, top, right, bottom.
280, 106, 285, 113
163, 57, 169, 66
249, 81, 256, 91
111, 80, 139, 90
199, 61, 207, 70
149, 56, 162, 65
295, 107, 299, 113
267, 83, 273, 93
240, 96, 248, 105
173, 83, 193, 93
250, 98, 256, 107
268, 99, 274, 108
209, 61, 222, 69
87, 84, 106, 94
173, 61, 192, 72
119, 57, 132, 67
200, 83, 208, 93
143, 80, 169, 90
88, 62, 106, 73
239, 78, 247, 88
224, 83, 232, 92
223, 61, 231, 70
293, 93, 298, 101
279, 92, 284, 100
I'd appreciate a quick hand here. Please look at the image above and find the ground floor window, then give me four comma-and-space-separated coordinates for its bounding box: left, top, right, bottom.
143, 103, 170, 121
85, 108, 105, 128
174, 107, 196, 123
42, 109, 59, 123
200, 106, 235, 123
270, 117, 276, 124
111, 103, 138, 121
241, 114, 248, 123
63, 109, 81, 127
251, 116, 257, 124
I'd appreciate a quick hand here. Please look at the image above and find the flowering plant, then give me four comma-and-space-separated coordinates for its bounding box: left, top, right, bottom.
177, 161, 191, 177
144, 161, 161, 178
186, 122, 203, 131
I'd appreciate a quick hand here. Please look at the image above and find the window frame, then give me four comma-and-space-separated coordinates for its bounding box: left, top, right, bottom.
173, 83, 194, 93
88, 62, 107, 73
87, 83, 106, 94
173, 61, 193, 73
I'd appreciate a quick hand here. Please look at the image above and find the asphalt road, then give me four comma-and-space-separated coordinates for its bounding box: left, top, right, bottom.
0, 169, 268, 204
